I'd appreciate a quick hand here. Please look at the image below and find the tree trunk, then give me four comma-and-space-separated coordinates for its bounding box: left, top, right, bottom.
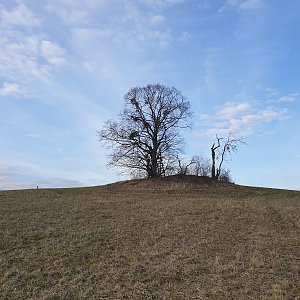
211, 148, 216, 179
151, 157, 158, 177
151, 133, 159, 178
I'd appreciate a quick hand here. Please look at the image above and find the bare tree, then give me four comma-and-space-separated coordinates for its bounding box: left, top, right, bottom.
211, 131, 245, 180
219, 169, 233, 183
99, 84, 192, 178
191, 156, 211, 176
175, 155, 196, 175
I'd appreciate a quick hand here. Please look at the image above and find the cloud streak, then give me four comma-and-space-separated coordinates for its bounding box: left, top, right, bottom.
0, 3, 67, 89
267, 93, 300, 104
198, 95, 291, 137
218, 102, 252, 118
0, 82, 25, 97
0, 2, 40, 28
220, 0, 264, 13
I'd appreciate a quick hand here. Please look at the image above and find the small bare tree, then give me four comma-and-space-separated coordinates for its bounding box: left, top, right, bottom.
175, 155, 196, 175
211, 131, 245, 180
219, 169, 233, 183
191, 156, 211, 176
175, 155, 211, 177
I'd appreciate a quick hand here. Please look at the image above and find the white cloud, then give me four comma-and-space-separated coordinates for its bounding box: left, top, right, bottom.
0, 32, 67, 83
45, 0, 109, 11
72, 22, 172, 55
0, 3, 40, 28
179, 31, 192, 43
71, 28, 113, 50
268, 93, 300, 104
228, 107, 287, 130
0, 2, 67, 90
44, 0, 112, 27
255, 85, 278, 97
220, 0, 264, 13
44, 6, 88, 26
218, 102, 251, 118
0, 35, 47, 82
198, 99, 289, 137
84, 64, 117, 79
140, 0, 184, 7
141, 30, 172, 49
58, 0, 174, 55
24, 133, 40, 139
44, 1, 102, 26
150, 14, 166, 25
239, 0, 263, 10
0, 82, 23, 97
82, 60, 119, 79
197, 0, 211, 9
41, 41, 67, 66
121, 2, 172, 49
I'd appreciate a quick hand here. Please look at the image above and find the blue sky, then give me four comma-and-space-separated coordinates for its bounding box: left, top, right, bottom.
1, 0, 300, 190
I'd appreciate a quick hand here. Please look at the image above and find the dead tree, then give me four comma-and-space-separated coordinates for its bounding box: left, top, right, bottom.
211, 131, 245, 180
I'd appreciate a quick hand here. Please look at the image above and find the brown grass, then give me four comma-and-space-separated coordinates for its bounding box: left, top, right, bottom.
0, 177, 299, 299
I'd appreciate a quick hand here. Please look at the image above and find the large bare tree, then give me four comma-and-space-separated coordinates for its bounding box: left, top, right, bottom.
211, 131, 245, 180
99, 84, 192, 178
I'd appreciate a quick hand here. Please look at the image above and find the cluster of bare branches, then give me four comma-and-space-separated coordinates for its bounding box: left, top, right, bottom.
175, 155, 211, 177
99, 84, 192, 178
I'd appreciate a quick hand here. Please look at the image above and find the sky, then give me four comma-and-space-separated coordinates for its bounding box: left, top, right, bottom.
0, 0, 300, 190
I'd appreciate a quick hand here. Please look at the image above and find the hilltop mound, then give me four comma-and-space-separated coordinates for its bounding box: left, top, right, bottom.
103, 174, 229, 191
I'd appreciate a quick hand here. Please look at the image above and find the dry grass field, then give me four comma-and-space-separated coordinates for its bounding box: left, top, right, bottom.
0, 176, 299, 299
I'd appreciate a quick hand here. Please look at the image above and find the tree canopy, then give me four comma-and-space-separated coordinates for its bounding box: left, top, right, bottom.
99, 84, 192, 178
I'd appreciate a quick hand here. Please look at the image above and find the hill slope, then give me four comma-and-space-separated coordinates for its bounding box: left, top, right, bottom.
0, 179, 299, 299
104, 174, 223, 191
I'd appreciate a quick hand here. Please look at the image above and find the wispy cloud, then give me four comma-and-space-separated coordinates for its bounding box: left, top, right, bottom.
0, 33, 67, 82
239, 0, 263, 10
198, 95, 291, 137
40, 40, 66, 66
256, 85, 279, 97
0, 82, 25, 97
218, 102, 252, 118
139, 0, 184, 7
0, 2, 40, 28
24, 133, 40, 139
220, 0, 264, 13
227, 106, 287, 131
44, 0, 108, 26
47, 0, 173, 55
0, 3, 67, 88
268, 93, 300, 104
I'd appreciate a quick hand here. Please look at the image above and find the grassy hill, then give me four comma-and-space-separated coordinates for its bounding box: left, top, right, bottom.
1, 176, 299, 299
